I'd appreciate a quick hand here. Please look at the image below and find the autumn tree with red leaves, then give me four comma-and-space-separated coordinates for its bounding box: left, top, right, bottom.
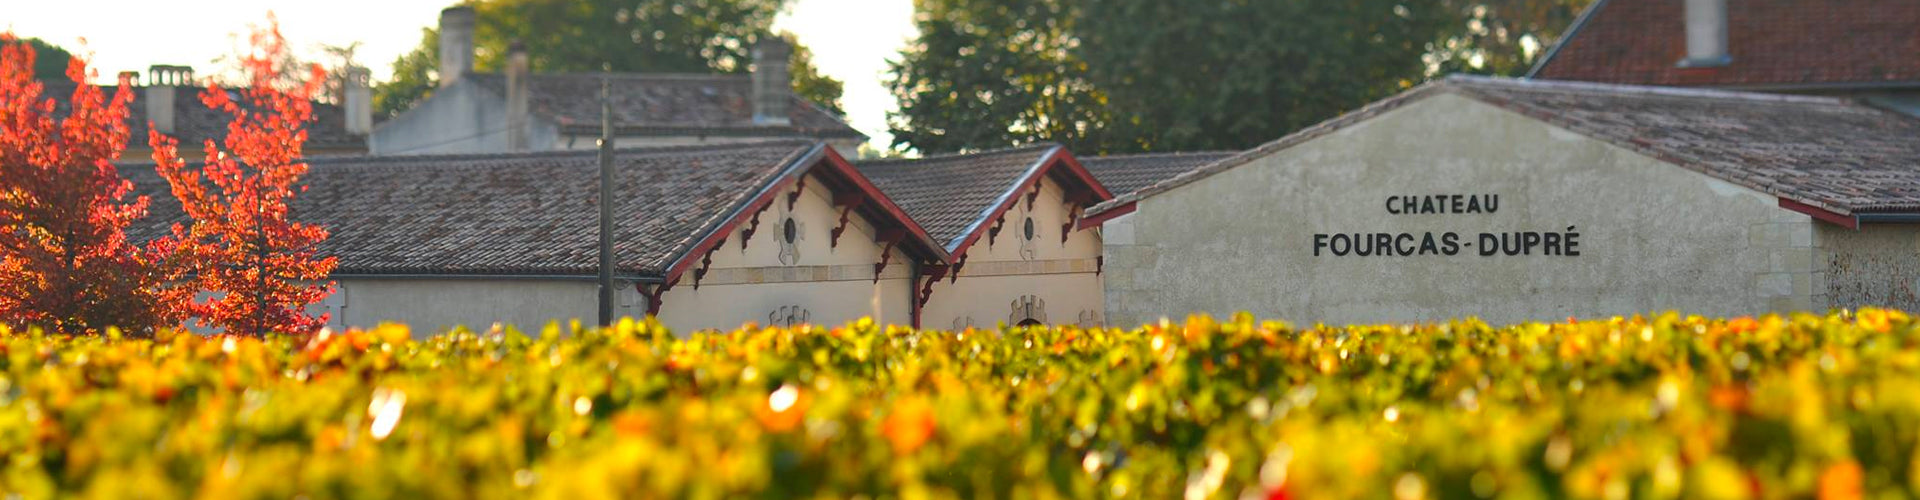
0, 35, 191, 335
149, 18, 336, 338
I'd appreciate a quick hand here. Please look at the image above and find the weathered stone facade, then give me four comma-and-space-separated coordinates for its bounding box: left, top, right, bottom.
1817, 225, 1920, 311
1102, 92, 1830, 326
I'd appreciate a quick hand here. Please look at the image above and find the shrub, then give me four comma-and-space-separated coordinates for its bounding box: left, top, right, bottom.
1, 310, 1917, 499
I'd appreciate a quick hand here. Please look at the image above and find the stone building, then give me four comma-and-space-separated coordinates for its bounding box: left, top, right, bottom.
1529, 0, 1920, 115
46, 64, 369, 158
129, 141, 945, 335
370, 7, 865, 156
1092, 75, 1920, 326
858, 145, 1114, 329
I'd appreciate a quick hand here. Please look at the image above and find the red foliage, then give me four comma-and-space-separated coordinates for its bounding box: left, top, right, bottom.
149, 18, 336, 338
0, 34, 190, 335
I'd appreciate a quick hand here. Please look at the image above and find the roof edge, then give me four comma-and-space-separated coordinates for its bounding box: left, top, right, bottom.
811, 147, 952, 263
1455, 74, 1849, 104
1089, 80, 1454, 215
1525, 0, 1611, 79
945, 145, 1064, 253
662, 142, 827, 283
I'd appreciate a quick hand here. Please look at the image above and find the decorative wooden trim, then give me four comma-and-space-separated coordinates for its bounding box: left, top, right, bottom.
739, 202, 771, 251
1778, 197, 1857, 229
917, 264, 951, 309
829, 193, 864, 249
692, 236, 726, 289
988, 215, 1005, 247
1060, 204, 1081, 245
948, 254, 968, 284
1077, 201, 1134, 229
1025, 178, 1042, 211
787, 175, 807, 211
873, 229, 904, 282
637, 277, 677, 315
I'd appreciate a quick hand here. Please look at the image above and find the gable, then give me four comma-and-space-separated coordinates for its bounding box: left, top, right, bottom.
1091, 76, 1920, 221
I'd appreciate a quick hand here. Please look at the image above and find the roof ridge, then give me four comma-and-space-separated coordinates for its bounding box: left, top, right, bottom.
1523, 0, 1610, 78
1449, 74, 1847, 105
470, 71, 749, 82
115, 140, 818, 170
858, 142, 1061, 167
1086, 151, 1239, 160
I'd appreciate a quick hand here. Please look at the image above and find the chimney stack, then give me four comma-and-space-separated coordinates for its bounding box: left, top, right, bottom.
751, 37, 792, 126
145, 65, 193, 134
438, 6, 476, 88
344, 66, 373, 135
505, 41, 531, 151
1678, 0, 1731, 67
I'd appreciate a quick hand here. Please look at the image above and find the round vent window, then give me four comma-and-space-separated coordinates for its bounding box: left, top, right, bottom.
783, 218, 798, 243
1023, 217, 1037, 241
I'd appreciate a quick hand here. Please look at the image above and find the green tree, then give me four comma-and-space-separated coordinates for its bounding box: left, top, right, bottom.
886, 0, 1590, 154
374, 0, 843, 117
885, 0, 1124, 154
1427, 0, 1595, 76
20, 38, 72, 80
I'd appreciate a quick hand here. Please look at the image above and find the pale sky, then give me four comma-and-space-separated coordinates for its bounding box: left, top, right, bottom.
0, 0, 918, 149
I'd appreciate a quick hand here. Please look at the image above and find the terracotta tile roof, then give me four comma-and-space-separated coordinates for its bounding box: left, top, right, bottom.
1092, 76, 1920, 217
123, 141, 829, 278
465, 73, 865, 139
40, 82, 368, 151
1530, 0, 1920, 88
855, 145, 1063, 252
1080, 151, 1238, 198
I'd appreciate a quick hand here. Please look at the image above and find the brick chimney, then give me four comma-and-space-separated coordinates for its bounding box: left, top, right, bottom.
344, 66, 373, 135
438, 6, 476, 88
751, 37, 792, 126
145, 65, 193, 134
1678, 0, 1731, 68
504, 41, 531, 151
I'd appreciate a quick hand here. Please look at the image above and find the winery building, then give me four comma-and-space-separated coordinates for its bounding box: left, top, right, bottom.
369, 7, 864, 156
857, 145, 1115, 329
1091, 75, 1920, 326
130, 141, 946, 334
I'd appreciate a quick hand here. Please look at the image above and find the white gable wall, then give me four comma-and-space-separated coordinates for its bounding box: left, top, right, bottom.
655, 172, 916, 333
1104, 92, 1816, 326
368, 81, 559, 155
921, 176, 1107, 329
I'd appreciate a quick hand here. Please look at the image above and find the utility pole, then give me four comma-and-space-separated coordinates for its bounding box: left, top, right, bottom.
596, 69, 616, 326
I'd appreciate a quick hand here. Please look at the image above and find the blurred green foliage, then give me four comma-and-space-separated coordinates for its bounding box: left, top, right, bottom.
1, 309, 1915, 498
373, 0, 843, 118
887, 0, 1592, 155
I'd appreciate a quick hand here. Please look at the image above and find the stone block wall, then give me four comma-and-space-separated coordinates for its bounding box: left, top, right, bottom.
1817, 223, 1920, 311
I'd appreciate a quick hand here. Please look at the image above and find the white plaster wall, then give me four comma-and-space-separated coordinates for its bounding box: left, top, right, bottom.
323, 278, 644, 336
369, 82, 513, 155
920, 176, 1107, 329
1105, 93, 1813, 326
656, 278, 912, 333
655, 172, 918, 333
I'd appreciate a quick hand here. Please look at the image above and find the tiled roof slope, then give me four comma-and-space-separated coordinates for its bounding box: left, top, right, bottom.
40, 82, 367, 150
1530, 0, 1920, 88
855, 145, 1062, 250
466, 73, 865, 139
1093, 75, 1920, 216
1080, 151, 1237, 198
123, 141, 820, 277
